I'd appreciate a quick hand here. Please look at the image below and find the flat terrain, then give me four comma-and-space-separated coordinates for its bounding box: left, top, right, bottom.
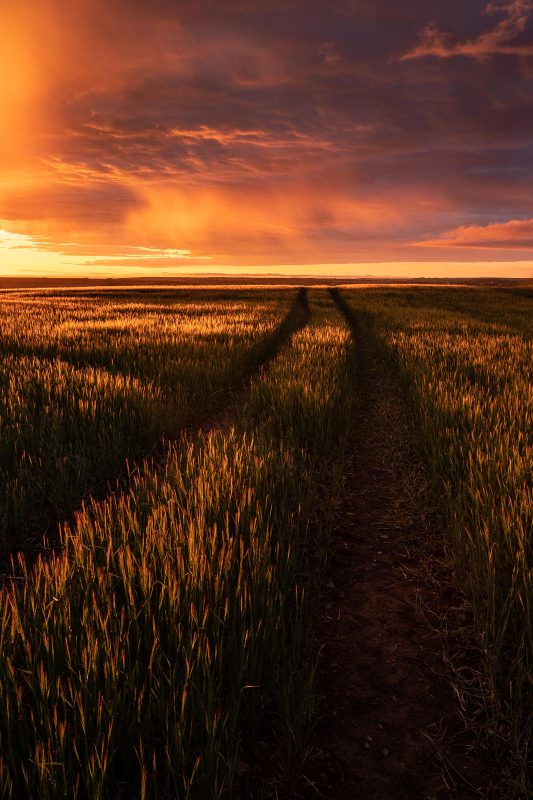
0, 276, 528, 289
0, 286, 529, 799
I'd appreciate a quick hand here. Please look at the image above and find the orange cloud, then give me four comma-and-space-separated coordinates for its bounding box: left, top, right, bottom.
125, 180, 408, 264
417, 217, 533, 249
1, 1, 533, 276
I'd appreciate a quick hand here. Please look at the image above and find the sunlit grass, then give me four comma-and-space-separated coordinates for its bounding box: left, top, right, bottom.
341, 286, 532, 790
4, 283, 527, 796
0, 291, 354, 798
0, 290, 293, 547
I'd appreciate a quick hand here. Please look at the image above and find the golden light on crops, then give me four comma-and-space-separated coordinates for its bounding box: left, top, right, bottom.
0, 283, 530, 794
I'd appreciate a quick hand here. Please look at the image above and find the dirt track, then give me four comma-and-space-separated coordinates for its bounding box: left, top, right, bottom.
297, 302, 495, 799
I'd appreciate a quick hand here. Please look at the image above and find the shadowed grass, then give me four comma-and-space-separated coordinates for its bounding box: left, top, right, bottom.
339, 286, 532, 797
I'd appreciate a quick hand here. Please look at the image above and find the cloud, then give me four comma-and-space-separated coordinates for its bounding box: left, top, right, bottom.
418, 217, 533, 249
1, 1, 533, 272
0, 182, 142, 224
402, 1, 533, 61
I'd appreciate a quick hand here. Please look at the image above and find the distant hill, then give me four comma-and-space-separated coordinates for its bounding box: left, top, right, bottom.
0, 275, 528, 289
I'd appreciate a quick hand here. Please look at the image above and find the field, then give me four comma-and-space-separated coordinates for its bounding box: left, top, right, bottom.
0, 289, 294, 548
0, 286, 530, 798
340, 287, 532, 795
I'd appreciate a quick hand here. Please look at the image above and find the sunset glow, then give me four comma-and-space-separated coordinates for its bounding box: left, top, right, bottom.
1, 1, 533, 278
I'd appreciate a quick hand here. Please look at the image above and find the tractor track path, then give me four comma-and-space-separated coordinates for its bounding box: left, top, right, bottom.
294, 290, 494, 800
0, 289, 310, 577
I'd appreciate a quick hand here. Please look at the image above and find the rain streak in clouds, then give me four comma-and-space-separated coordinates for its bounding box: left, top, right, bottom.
1, 0, 533, 273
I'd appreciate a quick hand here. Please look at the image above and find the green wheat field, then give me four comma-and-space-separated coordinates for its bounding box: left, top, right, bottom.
0, 286, 530, 798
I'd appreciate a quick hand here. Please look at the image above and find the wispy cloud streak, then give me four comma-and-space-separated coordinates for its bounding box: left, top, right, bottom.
417, 217, 533, 249
402, 1, 533, 60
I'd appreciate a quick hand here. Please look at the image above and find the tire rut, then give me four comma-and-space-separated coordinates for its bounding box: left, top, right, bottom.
294, 289, 494, 800
0, 288, 310, 577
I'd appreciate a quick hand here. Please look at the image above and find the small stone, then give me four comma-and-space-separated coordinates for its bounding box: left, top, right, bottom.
364, 742, 370, 749
382, 748, 389, 757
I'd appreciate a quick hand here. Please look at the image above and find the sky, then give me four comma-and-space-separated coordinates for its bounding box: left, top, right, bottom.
1, 0, 533, 278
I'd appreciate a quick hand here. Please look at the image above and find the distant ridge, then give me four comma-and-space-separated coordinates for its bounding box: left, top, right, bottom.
0, 276, 527, 289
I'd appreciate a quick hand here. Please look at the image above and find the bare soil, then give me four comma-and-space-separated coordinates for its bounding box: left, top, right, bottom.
295, 316, 496, 799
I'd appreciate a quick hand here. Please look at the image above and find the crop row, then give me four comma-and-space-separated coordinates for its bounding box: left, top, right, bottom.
0, 291, 354, 798
340, 287, 532, 793
0, 290, 295, 548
